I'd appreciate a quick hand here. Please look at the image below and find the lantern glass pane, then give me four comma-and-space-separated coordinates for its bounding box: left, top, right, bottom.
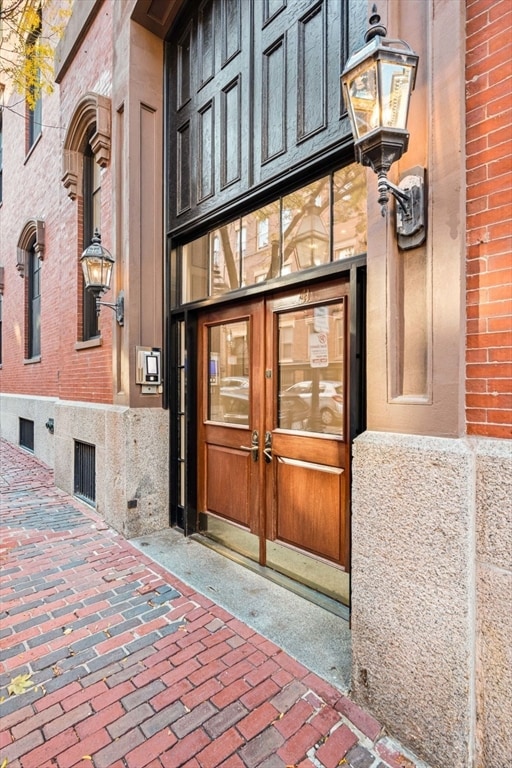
101, 260, 113, 290
379, 62, 413, 129
345, 61, 378, 139
82, 256, 112, 290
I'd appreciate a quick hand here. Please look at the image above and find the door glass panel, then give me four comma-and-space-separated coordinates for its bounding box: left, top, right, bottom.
208, 320, 250, 424
277, 302, 344, 436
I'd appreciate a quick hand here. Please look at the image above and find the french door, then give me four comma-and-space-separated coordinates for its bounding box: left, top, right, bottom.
197, 280, 351, 599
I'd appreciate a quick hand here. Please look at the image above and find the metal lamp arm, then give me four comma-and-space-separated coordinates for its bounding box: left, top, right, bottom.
95, 291, 124, 326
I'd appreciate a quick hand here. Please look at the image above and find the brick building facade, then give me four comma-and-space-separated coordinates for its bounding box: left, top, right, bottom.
0, 1, 510, 766
466, 0, 512, 439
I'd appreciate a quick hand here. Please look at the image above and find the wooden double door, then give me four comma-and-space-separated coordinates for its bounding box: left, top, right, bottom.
197, 280, 351, 580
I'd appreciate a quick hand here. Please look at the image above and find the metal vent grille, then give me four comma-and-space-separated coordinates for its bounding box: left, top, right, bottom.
19, 418, 34, 451
74, 440, 96, 504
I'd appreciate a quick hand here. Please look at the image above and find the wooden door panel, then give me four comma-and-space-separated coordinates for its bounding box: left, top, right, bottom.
199, 280, 351, 575
206, 444, 250, 526
266, 281, 351, 571
199, 299, 264, 535
272, 432, 347, 467
274, 457, 345, 563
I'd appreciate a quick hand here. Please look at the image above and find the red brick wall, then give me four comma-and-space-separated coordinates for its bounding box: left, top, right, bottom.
0, 4, 114, 405
466, 0, 512, 438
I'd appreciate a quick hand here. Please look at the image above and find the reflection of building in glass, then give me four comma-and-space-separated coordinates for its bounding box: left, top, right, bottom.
349, 68, 378, 135
387, 70, 410, 127
180, 166, 367, 304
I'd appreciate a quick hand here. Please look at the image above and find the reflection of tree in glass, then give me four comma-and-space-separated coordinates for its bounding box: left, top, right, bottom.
278, 178, 329, 277
218, 226, 239, 290
332, 166, 367, 251
214, 168, 366, 292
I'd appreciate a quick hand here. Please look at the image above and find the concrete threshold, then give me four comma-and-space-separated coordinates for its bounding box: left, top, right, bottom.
130, 527, 352, 692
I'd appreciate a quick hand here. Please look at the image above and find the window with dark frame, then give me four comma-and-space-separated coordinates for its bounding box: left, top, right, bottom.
74, 440, 96, 504
19, 418, 35, 452
82, 132, 100, 340
27, 244, 41, 358
26, 11, 43, 151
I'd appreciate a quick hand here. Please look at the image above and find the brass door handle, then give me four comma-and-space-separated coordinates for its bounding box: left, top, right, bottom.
263, 431, 272, 463
239, 430, 259, 462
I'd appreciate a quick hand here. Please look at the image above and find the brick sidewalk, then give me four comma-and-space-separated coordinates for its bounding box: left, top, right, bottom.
0, 439, 428, 768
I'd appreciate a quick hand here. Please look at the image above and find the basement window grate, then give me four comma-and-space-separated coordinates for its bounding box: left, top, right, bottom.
74, 440, 96, 505
19, 418, 35, 452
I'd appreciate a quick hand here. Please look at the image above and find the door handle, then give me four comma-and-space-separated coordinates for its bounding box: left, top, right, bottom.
240, 430, 259, 462
263, 431, 272, 463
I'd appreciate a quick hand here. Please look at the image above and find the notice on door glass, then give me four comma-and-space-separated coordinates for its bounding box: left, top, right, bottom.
309, 332, 328, 367
313, 307, 329, 333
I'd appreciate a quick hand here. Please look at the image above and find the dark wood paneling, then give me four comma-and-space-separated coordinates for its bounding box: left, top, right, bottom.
222, 0, 241, 64
177, 22, 192, 108
198, 101, 214, 200
167, 0, 356, 232
262, 36, 286, 161
297, 2, 326, 140
221, 76, 242, 187
198, 0, 215, 86
177, 121, 191, 213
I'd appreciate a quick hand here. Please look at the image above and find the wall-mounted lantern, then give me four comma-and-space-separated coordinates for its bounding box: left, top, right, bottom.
341, 5, 426, 248
80, 229, 124, 325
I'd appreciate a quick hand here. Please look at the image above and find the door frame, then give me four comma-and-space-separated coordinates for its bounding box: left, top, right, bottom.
168, 264, 366, 584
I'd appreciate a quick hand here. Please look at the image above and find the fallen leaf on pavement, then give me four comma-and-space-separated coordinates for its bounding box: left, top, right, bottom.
7, 673, 33, 696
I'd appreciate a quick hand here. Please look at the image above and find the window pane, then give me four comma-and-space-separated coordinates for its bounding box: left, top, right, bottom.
241, 203, 280, 286
83, 139, 100, 340
208, 321, 249, 425
210, 221, 240, 295
28, 250, 41, 358
282, 176, 330, 274
332, 164, 367, 260
182, 235, 208, 303
26, 12, 43, 150
277, 302, 344, 437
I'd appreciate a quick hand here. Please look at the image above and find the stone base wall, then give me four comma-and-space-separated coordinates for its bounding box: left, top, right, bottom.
0, 394, 169, 538
351, 431, 512, 768
474, 439, 512, 768
0, 394, 57, 468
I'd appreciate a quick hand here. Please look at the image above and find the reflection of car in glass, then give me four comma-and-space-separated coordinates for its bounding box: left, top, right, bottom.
219, 391, 249, 425
278, 392, 310, 430
220, 376, 249, 391
284, 380, 343, 426
219, 387, 309, 430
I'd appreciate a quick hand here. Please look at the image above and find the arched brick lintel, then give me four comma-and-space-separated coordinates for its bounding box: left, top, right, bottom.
16, 218, 45, 277
62, 92, 111, 200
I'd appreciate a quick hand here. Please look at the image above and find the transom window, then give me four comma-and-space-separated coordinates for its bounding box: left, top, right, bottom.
178, 164, 367, 306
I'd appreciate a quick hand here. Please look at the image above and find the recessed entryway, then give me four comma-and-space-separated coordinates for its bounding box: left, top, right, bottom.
197, 279, 352, 608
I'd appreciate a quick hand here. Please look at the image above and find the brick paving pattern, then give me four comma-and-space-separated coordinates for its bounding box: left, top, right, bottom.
0, 439, 427, 768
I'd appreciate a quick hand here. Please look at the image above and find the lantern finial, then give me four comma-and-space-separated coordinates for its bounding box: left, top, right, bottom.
365, 5, 387, 42
340, 11, 427, 248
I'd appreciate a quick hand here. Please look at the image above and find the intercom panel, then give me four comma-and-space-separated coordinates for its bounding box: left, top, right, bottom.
136, 346, 162, 388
